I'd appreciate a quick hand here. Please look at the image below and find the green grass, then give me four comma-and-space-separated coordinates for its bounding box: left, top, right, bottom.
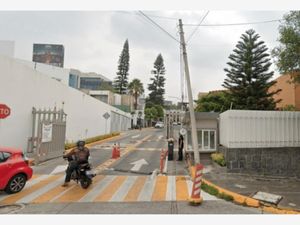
201, 182, 234, 202
65, 132, 120, 150
211, 152, 226, 166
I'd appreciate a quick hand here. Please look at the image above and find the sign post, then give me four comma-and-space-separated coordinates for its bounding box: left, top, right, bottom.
103, 112, 110, 134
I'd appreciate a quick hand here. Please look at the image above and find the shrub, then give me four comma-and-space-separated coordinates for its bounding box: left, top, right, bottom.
64, 132, 120, 150
201, 182, 234, 202
211, 153, 226, 166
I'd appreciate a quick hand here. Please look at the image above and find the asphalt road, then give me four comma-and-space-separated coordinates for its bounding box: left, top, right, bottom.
0, 127, 268, 214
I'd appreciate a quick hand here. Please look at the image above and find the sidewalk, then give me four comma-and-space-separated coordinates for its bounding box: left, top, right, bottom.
202, 158, 300, 211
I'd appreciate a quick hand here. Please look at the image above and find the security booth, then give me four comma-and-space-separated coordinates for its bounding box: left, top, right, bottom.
182, 112, 219, 154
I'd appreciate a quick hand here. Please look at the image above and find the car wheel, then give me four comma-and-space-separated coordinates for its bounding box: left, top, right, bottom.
5, 174, 27, 194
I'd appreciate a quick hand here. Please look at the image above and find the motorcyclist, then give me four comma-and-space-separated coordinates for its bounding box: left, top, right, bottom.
62, 140, 90, 187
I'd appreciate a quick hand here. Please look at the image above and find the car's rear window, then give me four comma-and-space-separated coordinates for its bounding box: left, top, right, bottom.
0, 152, 12, 163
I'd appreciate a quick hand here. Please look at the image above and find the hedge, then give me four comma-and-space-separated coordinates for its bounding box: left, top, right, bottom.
64, 132, 120, 150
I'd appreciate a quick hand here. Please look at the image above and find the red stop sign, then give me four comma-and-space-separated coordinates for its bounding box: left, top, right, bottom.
0, 104, 11, 119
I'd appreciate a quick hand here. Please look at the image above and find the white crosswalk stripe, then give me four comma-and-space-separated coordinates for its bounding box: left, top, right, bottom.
0, 174, 220, 204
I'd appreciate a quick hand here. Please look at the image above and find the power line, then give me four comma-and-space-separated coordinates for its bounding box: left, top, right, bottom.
138, 11, 180, 43
186, 11, 210, 44
184, 19, 281, 27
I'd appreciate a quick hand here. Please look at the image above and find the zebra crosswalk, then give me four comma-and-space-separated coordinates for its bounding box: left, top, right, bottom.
0, 175, 219, 204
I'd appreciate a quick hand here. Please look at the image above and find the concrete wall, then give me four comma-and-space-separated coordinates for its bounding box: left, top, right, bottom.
0, 56, 131, 151
220, 147, 300, 178
15, 58, 71, 86
0, 40, 15, 58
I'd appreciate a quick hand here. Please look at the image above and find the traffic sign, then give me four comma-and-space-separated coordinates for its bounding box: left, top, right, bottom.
0, 104, 11, 119
179, 128, 187, 136
103, 112, 110, 120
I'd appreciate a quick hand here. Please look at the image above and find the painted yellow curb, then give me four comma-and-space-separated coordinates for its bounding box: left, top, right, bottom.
202, 178, 260, 208
262, 206, 300, 214
186, 157, 300, 214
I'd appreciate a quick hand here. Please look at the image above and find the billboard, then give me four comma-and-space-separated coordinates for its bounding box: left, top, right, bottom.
32, 44, 64, 67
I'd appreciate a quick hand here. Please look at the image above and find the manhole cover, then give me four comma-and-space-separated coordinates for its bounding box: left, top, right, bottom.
0, 204, 25, 214
252, 191, 282, 205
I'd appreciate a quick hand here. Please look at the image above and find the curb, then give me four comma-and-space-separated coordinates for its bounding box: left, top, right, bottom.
28, 133, 121, 166
186, 159, 300, 214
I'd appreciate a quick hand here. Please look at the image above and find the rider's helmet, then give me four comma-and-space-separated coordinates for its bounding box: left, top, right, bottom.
76, 140, 85, 150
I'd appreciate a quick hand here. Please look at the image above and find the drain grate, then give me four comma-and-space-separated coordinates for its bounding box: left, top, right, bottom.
0, 204, 25, 214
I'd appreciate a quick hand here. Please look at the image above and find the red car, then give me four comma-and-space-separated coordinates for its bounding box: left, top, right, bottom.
0, 147, 33, 194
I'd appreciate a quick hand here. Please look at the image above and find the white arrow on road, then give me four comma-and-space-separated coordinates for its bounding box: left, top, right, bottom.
131, 134, 140, 139
130, 159, 149, 172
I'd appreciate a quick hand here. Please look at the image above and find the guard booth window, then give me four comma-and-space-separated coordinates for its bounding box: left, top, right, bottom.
187, 129, 216, 151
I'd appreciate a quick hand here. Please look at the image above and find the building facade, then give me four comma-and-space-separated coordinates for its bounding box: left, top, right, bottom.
269, 73, 300, 110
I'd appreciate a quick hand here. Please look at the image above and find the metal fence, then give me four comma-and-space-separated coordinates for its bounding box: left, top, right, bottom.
27, 107, 66, 164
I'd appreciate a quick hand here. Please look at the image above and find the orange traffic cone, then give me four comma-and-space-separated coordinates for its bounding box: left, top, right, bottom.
189, 163, 204, 205
112, 144, 118, 159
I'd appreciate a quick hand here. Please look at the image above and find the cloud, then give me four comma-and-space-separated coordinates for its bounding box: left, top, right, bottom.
0, 10, 287, 103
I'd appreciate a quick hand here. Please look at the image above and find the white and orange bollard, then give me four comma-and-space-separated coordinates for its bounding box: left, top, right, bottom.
189, 163, 204, 205
111, 143, 120, 159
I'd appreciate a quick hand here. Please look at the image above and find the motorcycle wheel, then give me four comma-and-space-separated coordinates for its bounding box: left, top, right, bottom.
80, 177, 91, 189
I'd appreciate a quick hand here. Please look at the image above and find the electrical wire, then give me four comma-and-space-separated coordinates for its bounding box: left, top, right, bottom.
184, 19, 281, 27
186, 11, 210, 44
138, 11, 180, 43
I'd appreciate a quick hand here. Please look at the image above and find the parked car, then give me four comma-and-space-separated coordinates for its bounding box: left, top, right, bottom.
172, 122, 178, 126
155, 121, 164, 128
0, 147, 33, 194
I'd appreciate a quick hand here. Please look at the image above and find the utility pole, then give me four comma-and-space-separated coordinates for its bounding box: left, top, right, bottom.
178, 19, 200, 164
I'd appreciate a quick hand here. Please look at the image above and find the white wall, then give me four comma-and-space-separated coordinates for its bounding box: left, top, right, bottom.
15, 58, 71, 86
0, 56, 131, 151
220, 110, 300, 148
0, 40, 15, 58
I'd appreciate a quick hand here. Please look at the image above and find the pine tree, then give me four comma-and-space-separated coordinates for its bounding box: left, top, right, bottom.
148, 54, 166, 106
223, 29, 281, 110
113, 39, 130, 94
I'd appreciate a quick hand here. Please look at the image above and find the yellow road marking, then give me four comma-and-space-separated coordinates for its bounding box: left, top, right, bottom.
1, 175, 61, 204
93, 176, 127, 202
124, 176, 147, 202
152, 176, 168, 201
54, 175, 105, 203
176, 176, 189, 201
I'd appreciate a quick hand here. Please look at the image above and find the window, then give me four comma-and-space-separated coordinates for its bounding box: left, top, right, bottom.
0, 152, 11, 163
80, 77, 102, 90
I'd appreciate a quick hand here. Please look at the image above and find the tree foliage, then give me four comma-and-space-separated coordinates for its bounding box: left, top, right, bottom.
272, 11, 300, 83
195, 91, 232, 112
223, 29, 281, 110
128, 79, 144, 110
148, 54, 166, 106
113, 39, 130, 94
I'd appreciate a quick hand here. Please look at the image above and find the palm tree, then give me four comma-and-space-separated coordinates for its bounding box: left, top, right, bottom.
128, 79, 144, 110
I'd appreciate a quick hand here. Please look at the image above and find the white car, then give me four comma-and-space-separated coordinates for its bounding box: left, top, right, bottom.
155, 122, 164, 128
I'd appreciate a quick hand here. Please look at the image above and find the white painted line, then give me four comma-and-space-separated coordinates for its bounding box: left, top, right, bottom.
49, 185, 77, 202
163, 156, 168, 174
131, 134, 140, 139
109, 176, 137, 202
138, 176, 157, 201
50, 165, 68, 175
166, 176, 176, 201
78, 176, 115, 202
16, 176, 64, 203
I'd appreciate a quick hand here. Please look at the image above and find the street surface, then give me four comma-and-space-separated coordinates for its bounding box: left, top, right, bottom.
0, 128, 265, 214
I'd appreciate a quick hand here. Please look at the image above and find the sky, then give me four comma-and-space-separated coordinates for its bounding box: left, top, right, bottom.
0, 10, 287, 103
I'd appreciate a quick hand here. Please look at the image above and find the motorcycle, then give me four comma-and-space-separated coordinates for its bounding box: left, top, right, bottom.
63, 155, 95, 189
